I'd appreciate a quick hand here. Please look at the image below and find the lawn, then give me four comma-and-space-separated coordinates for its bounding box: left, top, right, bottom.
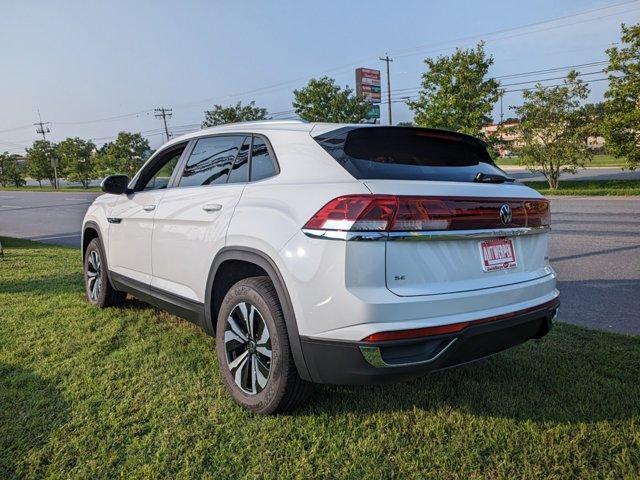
524, 179, 640, 196
1, 237, 639, 479
496, 154, 626, 167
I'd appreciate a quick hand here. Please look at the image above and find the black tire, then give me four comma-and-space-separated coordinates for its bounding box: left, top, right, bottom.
215, 276, 313, 414
84, 238, 126, 308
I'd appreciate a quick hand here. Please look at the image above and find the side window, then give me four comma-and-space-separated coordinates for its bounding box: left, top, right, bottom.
137, 146, 185, 191
179, 136, 243, 187
227, 136, 250, 183
250, 137, 277, 181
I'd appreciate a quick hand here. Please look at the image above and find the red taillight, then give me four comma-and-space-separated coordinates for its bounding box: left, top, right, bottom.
302, 195, 397, 231
362, 322, 470, 342
304, 195, 550, 232
524, 199, 550, 227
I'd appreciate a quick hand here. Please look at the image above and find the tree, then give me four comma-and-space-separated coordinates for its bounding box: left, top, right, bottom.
293, 77, 371, 123
26, 140, 58, 187
97, 132, 151, 177
511, 71, 592, 189
56, 137, 97, 188
0, 152, 26, 187
202, 101, 268, 127
603, 23, 640, 169
408, 42, 500, 136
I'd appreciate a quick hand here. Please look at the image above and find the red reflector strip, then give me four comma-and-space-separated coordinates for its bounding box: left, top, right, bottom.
361, 297, 560, 342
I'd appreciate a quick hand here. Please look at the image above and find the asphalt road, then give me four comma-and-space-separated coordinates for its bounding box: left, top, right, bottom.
1, 191, 638, 335
0, 191, 98, 247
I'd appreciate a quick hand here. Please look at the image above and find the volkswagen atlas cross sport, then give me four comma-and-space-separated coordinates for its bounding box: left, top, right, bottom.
82, 120, 559, 414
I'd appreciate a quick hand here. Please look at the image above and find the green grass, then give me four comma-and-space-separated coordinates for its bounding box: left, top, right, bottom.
524, 179, 640, 196
0, 185, 100, 192
1, 237, 639, 479
496, 154, 626, 167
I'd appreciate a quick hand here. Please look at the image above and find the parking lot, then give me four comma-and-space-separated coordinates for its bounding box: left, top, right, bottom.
1, 191, 638, 335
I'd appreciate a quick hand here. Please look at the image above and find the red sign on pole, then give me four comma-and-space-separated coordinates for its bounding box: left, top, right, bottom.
356, 67, 381, 109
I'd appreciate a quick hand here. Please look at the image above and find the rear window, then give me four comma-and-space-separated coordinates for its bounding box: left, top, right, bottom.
313, 126, 506, 182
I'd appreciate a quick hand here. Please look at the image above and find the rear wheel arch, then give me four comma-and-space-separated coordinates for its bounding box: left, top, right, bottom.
205, 247, 312, 381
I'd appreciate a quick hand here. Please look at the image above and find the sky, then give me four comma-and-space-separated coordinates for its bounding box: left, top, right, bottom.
1, 0, 639, 153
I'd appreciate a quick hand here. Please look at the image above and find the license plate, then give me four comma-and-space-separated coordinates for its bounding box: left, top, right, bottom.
479, 238, 517, 272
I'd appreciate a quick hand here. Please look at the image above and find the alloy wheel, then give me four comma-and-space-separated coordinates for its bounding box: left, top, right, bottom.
86, 249, 102, 301
224, 301, 272, 395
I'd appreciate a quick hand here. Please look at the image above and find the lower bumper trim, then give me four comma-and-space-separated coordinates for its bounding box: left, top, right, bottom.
299, 298, 558, 384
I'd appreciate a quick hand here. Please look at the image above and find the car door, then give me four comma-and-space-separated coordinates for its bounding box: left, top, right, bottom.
107, 143, 187, 286
151, 134, 251, 302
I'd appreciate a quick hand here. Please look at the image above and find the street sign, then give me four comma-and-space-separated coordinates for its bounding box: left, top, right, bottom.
356, 67, 381, 120
50, 158, 59, 168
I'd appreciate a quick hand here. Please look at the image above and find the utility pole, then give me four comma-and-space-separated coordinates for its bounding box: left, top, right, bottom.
379, 55, 393, 125
34, 110, 50, 140
34, 109, 58, 189
154, 107, 173, 142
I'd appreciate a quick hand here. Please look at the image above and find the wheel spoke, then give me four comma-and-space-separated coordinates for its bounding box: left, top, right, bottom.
251, 356, 258, 394
229, 350, 249, 389
87, 270, 98, 279
224, 329, 246, 353
90, 277, 98, 299
255, 356, 269, 390
256, 321, 270, 345
88, 253, 96, 271
256, 345, 271, 359
247, 304, 257, 338
238, 302, 253, 338
227, 314, 248, 342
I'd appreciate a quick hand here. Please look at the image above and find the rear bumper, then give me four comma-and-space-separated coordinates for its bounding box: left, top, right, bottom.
300, 298, 559, 385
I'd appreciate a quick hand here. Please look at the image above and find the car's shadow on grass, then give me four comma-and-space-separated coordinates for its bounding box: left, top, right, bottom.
0, 364, 70, 479
305, 325, 640, 423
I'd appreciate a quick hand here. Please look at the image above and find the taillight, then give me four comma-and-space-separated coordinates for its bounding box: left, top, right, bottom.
524, 199, 550, 227
303, 195, 397, 231
304, 195, 549, 232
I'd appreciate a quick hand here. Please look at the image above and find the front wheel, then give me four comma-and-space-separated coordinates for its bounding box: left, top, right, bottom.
215, 276, 312, 414
84, 238, 126, 308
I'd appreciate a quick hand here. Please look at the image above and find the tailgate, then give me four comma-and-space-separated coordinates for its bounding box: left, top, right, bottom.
365, 180, 552, 296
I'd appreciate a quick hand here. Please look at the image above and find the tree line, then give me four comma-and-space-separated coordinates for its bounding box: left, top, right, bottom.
3, 23, 637, 190
0, 132, 151, 188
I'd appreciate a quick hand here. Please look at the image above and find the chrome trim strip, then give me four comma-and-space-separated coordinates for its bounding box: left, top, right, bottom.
301, 229, 387, 241
387, 226, 549, 241
302, 226, 549, 242
359, 338, 457, 368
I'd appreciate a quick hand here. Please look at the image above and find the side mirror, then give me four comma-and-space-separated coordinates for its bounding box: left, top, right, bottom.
101, 175, 130, 195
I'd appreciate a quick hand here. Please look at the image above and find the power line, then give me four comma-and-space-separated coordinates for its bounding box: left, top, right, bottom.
390, 1, 639, 60
380, 65, 611, 102
389, 76, 622, 105
56, 109, 154, 126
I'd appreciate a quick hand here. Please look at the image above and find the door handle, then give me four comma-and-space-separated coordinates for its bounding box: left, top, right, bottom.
202, 203, 222, 213
142, 204, 156, 212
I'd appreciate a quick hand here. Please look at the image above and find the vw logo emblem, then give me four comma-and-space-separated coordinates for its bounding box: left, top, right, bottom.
499, 204, 512, 225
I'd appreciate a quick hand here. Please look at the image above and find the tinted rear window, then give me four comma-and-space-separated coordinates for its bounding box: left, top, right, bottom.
314, 126, 506, 182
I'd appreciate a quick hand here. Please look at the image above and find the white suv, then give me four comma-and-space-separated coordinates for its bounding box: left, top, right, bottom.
82, 120, 559, 413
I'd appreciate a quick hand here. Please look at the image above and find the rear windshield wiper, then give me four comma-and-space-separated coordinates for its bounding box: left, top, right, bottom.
474, 172, 515, 183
